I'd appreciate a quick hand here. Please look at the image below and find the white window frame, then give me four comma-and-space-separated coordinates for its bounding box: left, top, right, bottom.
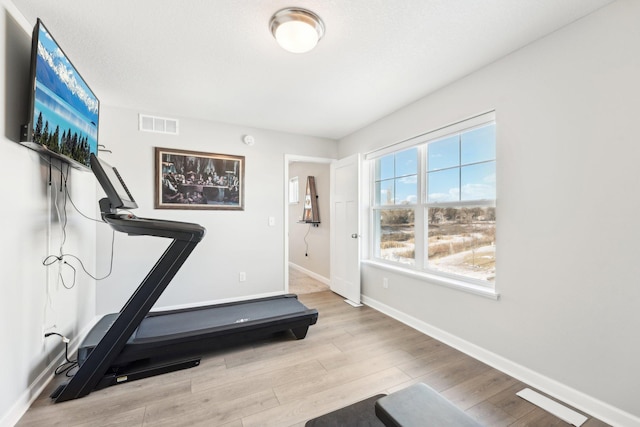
365, 111, 497, 298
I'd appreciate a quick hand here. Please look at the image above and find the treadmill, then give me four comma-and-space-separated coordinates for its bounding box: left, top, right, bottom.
52, 154, 318, 403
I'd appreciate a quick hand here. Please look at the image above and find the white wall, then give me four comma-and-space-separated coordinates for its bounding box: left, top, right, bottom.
288, 162, 330, 279
96, 106, 337, 314
4, 0, 638, 424
339, 0, 640, 424
0, 3, 97, 425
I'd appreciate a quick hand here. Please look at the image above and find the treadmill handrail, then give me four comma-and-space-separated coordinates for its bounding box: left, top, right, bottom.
102, 213, 206, 242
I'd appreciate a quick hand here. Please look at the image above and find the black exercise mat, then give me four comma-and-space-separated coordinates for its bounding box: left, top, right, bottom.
305, 394, 387, 427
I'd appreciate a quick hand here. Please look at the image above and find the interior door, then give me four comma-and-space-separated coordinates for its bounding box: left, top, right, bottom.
330, 154, 361, 305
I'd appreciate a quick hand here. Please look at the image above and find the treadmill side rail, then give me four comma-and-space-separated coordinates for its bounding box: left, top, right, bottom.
93, 357, 201, 391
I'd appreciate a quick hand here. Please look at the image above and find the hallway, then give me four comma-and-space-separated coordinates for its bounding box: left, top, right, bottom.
289, 267, 329, 295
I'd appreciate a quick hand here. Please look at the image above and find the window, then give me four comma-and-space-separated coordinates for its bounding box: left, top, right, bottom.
370, 113, 496, 287
373, 147, 418, 265
426, 124, 496, 282
289, 176, 299, 204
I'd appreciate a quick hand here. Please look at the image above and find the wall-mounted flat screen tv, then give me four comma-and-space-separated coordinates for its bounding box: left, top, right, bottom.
21, 18, 99, 170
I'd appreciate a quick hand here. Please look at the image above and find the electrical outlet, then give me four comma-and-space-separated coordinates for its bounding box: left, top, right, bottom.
42, 324, 57, 344
383, 277, 389, 289
239, 272, 246, 282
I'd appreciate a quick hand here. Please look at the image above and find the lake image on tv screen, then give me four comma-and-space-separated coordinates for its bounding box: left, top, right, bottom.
32, 24, 98, 167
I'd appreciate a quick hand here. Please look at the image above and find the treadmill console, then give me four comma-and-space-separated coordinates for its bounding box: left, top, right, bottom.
90, 153, 205, 241
90, 154, 138, 211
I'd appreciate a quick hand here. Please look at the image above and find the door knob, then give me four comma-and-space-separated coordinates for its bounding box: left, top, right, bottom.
351, 233, 359, 238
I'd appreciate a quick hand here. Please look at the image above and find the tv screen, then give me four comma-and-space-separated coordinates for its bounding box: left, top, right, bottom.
23, 19, 99, 169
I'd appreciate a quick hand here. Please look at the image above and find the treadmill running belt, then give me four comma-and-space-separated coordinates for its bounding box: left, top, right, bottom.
135, 297, 312, 340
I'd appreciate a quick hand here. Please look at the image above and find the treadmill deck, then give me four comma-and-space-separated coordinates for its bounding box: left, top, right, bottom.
78, 294, 318, 367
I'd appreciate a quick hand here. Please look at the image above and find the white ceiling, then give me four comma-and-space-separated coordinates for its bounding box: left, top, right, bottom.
12, 0, 613, 140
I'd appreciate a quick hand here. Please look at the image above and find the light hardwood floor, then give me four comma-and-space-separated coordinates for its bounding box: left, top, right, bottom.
18, 289, 610, 427
288, 267, 329, 295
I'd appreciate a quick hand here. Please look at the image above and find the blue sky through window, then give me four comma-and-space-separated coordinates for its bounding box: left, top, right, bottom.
376, 147, 418, 205
376, 179, 394, 205
461, 124, 495, 164
378, 155, 394, 181
427, 168, 459, 202
461, 161, 496, 200
395, 147, 417, 177
427, 123, 495, 202
395, 175, 417, 204
428, 135, 459, 171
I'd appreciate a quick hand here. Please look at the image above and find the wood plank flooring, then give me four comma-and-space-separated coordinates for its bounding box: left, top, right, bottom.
288, 268, 329, 295
17, 290, 610, 427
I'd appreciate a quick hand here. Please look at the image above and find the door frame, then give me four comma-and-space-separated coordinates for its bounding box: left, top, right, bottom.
283, 154, 334, 293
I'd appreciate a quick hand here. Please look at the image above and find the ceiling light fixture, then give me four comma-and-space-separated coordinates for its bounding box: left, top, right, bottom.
270, 7, 325, 54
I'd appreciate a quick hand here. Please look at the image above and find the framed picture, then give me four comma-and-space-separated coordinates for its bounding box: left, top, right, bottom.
154, 147, 244, 210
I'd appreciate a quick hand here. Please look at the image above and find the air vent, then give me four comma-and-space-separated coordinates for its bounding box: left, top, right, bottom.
139, 114, 179, 135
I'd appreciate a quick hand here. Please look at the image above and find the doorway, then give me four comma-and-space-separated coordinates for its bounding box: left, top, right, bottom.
284, 155, 333, 295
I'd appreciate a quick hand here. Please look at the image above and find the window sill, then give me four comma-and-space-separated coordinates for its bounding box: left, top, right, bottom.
361, 260, 500, 300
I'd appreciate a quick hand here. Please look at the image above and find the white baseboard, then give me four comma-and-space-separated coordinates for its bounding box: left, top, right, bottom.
1, 317, 100, 427
289, 262, 330, 286
362, 295, 640, 427
1, 363, 54, 427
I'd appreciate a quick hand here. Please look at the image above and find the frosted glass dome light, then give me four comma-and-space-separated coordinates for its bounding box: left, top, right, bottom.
270, 8, 325, 54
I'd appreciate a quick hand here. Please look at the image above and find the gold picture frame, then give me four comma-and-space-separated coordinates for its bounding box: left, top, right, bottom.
154, 147, 244, 210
